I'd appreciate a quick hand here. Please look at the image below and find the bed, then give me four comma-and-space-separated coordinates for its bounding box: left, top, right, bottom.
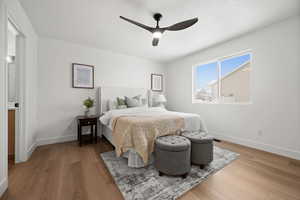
97, 87, 207, 168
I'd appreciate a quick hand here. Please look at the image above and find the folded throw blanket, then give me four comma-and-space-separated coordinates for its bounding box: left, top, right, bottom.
112, 115, 184, 164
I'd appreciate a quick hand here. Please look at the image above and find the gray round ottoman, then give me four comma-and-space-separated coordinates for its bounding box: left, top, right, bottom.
182, 131, 214, 169
154, 135, 191, 178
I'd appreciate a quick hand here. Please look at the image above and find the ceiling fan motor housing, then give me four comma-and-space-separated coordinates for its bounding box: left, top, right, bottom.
154, 13, 162, 22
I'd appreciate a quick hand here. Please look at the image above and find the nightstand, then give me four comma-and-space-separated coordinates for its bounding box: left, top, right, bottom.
76, 115, 99, 146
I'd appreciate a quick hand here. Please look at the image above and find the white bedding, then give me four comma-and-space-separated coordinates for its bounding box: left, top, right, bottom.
100, 106, 207, 132
99, 107, 207, 168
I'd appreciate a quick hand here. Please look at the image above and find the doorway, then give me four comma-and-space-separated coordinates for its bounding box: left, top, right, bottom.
6, 18, 24, 168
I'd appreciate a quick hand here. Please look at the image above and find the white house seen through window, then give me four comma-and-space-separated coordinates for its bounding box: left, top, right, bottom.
193, 52, 251, 103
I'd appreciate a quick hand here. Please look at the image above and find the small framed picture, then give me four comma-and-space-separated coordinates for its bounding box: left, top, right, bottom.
72, 63, 94, 89
151, 73, 163, 92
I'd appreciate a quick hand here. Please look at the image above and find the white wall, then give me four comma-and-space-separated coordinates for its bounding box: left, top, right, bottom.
0, 0, 38, 196
8, 63, 16, 102
166, 16, 300, 160
7, 24, 17, 102
7, 25, 16, 56
37, 38, 165, 144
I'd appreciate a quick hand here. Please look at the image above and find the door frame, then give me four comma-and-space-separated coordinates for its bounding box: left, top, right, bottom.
0, 2, 28, 195
7, 14, 27, 163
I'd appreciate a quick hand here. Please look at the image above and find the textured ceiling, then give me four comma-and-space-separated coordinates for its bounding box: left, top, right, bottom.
20, 0, 300, 62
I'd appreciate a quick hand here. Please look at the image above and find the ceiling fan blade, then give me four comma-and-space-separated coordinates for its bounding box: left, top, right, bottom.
163, 18, 198, 31
152, 38, 159, 46
120, 16, 154, 33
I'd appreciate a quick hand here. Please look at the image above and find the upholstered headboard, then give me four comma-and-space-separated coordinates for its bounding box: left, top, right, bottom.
96, 87, 151, 114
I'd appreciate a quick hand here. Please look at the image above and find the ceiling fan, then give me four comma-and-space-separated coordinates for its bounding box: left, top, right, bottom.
120, 13, 198, 47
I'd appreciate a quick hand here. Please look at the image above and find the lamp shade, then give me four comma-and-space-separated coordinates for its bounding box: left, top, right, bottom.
154, 94, 167, 103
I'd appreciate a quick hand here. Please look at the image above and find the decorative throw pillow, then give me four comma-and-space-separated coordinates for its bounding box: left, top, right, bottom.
125, 95, 142, 107
117, 97, 126, 106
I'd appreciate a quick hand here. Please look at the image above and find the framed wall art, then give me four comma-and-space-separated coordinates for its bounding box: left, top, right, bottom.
151, 73, 163, 92
72, 63, 94, 89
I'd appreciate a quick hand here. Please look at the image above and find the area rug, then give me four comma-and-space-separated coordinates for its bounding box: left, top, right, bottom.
101, 146, 239, 200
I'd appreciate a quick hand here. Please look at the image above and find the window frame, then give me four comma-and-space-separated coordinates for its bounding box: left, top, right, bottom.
192, 50, 252, 105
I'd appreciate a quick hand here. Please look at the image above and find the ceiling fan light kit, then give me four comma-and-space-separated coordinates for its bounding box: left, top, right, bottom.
120, 13, 198, 46
153, 31, 162, 39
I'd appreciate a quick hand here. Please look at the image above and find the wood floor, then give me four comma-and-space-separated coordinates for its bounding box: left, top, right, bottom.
1, 139, 300, 200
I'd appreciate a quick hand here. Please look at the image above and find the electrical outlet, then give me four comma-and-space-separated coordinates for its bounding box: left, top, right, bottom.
258, 130, 263, 136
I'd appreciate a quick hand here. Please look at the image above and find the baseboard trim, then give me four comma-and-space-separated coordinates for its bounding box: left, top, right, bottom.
37, 135, 77, 146
21, 132, 300, 161
0, 178, 8, 198
27, 141, 37, 160
211, 131, 300, 160
24, 135, 76, 162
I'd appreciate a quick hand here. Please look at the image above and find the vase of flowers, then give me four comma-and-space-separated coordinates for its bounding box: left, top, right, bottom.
83, 97, 94, 117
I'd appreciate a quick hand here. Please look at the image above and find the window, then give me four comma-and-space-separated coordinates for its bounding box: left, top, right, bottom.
193, 52, 251, 103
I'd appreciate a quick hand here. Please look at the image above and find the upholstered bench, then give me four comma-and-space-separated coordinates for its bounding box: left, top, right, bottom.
154, 135, 191, 178
182, 131, 214, 169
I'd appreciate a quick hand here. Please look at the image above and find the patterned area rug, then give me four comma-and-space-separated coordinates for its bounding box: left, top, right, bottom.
101, 146, 239, 200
